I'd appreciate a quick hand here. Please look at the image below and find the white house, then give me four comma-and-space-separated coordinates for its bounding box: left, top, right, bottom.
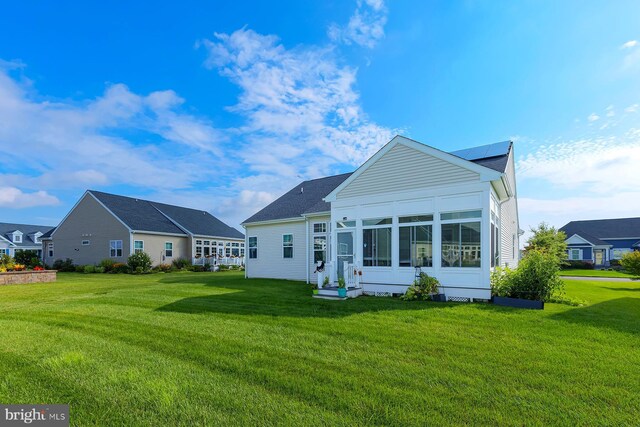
242, 136, 520, 300
0, 222, 54, 259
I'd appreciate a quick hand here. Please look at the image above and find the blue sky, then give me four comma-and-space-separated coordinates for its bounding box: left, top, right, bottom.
1, 0, 639, 239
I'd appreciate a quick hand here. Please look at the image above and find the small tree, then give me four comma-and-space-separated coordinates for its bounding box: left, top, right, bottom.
525, 222, 567, 264
14, 250, 40, 267
620, 251, 640, 277
127, 252, 152, 273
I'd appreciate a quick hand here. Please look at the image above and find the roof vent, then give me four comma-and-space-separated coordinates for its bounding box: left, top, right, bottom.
300, 187, 304, 194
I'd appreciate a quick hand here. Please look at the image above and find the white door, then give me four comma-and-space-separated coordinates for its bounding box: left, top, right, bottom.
337, 231, 354, 279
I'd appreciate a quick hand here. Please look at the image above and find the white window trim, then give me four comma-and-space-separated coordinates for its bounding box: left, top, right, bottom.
440, 216, 482, 269
164, 241, 173, 258
569, 248, 583, 260
282, 233, 294, 259
398, 220, 434, 268
134, 240, 144, 254
110, 240, 123, 257
248, 236, 258, 259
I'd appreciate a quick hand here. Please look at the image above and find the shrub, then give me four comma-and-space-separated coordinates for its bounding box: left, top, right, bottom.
491, 249, 564, 302
0, 254, 15, 271
99, 259, 116, 273
620, 251, 640, 276
94, 266, 105, 273
127, 252, 152, 273
13, 264, 26, 271
83, 265, 96, 274
401, 272, 441, 301
14, 250, 39, 267
190, 265, 206, 272
75, 265, 85, 273
609, 259, 621, 267
172, 258, 192, 270
152, 263, 172, 273
111, 263, 130, 274
562, 260, 594, 270
53, 258, 75, 272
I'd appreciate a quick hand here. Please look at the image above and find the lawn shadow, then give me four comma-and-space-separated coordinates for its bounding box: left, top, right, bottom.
155, 274, 457, 318
601, 287, 640, 292
550, 297, 640, 335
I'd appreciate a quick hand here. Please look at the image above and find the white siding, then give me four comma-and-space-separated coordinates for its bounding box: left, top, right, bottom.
499, 150, 519, 268
245, 220, 308, 281
337, 143, 480, 199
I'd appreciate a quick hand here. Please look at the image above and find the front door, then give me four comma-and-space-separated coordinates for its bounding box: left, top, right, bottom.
337, 231, 354, 279
595, 250, 604, 265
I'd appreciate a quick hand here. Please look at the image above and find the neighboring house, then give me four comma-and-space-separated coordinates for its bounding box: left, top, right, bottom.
0, 222, 54, 259
559, 217, 640, 267
243, 135, 521, 300
44, 190, 244, 266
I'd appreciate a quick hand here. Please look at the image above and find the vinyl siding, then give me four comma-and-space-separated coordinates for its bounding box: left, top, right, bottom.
337, 143, 480, 199
52, 194, 131, 265
245, 220, 308, 281
499, 150, 519, 268
130, 233, 189, 266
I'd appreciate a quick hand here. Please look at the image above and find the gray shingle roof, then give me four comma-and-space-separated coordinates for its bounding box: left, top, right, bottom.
560, 217, 640, 241
89, 191, 244, 239
243, 140, 512, 224
243, 173, 352, 224
0, 222, 54, 247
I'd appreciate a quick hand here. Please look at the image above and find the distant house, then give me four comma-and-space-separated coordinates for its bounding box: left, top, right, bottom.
44, 190, 244, 266
0, 222, 54, 259
559, 217, 640, 267
243, 135, 520, 300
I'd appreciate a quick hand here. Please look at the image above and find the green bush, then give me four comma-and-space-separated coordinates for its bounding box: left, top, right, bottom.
75, 265, 85, 273
52, 258, 75, 272
0, 254, 15, 271
95, 266, 105, 273
401, 272, 441, 301
14, 250, 39, 267
128, 252, 152, 273
491, 249, 564, 302
172, 258, 192, 270
99, 259, 116, 273
562, 260, 594, 270
152, 263, 172, 273
111, 263, 130, 274
620, 251, 640, 276
83, 265, 96, 274
190, 265, 206, 272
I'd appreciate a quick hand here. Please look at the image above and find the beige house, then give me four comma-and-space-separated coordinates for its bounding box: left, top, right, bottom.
44, 190, 244, 266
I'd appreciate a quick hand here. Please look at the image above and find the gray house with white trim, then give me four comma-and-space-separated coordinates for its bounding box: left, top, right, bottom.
46, 190, 244, 266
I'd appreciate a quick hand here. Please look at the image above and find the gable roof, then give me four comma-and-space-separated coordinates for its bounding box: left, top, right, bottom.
88, 191, 244, 239
243, 173, 352, 224
0, 222, 55, 247
560, 217, 640, 241
244, 137, 513, 225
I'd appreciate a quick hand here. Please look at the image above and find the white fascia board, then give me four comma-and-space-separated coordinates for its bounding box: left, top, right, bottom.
242, 217, 306, 227
324, 135, 503, 202
302, 211, 331, 218
0, 234, 16, 247
131, 230, 188, 237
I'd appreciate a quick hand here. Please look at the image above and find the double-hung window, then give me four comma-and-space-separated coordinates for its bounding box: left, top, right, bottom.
110, 240, 123, 257
165, 242, 173, 257
282, 234, 293, 258
569, 248, 582, 260
312, 222, 327, 264
134, 240, 144, 254
441, 210, 482, 268
248, 237, 257, 259
363, 218, 392, 267
398, 215, 433, 267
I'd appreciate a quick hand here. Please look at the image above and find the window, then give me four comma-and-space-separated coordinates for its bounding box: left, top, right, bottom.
441, 221, 481, 268
110, 240, 123, 257
569, 248, 582, 260
490, 212, 499, 268
336, 220, 356, 228
363, 218, 392, 267
399, 215, 433, 223
13, 234, 22, 243
165, 242, 173, 257
313, 222, 327, 233
441, 210, 482, 221
134, 240, 144, 254
248, 237, 257, 259
399, 225, 433, 267
283, 234, 293, 258
82, 240, 90, 246
232, 242, 240, 257
0, 249, 7, 255
314, 236, 327, 263
48, 243, 54, 258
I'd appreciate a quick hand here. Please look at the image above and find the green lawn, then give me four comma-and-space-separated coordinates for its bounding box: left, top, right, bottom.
0, 272, 638, 426
559, 268, 637, 278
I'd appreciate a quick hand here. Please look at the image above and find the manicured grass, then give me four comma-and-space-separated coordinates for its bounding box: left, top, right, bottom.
559, 268, 637, 278
0, 272, 638, 426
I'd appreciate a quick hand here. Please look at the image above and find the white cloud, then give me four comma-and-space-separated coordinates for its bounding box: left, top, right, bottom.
0, 187, 59, 208
199, 28, 397, 223
625, 104, 638, 113
328, 0, 388, 48
587, 113, 600, 122
620, 40, 638, 49
605, 105, 615, 117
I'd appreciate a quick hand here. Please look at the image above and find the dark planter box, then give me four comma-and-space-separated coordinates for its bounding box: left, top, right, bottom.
430, 294, 447, 302
493, 296, 544, 310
